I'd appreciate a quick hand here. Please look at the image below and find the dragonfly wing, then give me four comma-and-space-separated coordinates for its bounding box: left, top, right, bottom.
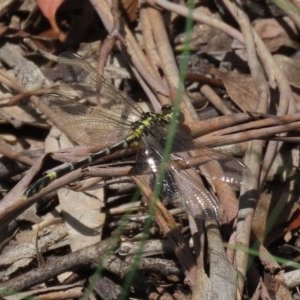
41, 93, 133, 145
145, 120, 250, 185
56, 52, 143, 118
174, 147, 250, 185
142, 131, 219, 220
172, 167, 219, 220
38, 52, 146, 145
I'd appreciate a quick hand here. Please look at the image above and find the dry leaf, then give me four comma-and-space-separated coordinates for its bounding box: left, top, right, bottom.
37, 0, 65, 41
121, 0, 139, 22
274, 54, 300, 88
253, 17, 300, 52
211, 68, 259, 112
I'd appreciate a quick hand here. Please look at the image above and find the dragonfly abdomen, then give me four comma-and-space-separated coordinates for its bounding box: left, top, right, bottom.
23, 137, 136, 199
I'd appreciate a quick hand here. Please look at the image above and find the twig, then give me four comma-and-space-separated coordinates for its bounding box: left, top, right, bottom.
97, 0, 125, 82
89, 0, 168, 97
200, 85, 233, 115
132, 176, 198, 288
146, 6, 197, 122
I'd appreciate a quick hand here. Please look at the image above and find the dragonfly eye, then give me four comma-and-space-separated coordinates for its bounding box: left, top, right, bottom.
132, 120, 141, 130
161, 105, 184, 123
161, 105, 173, 115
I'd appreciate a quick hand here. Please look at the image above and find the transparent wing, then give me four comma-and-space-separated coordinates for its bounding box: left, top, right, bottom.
141, 134, 220, 220
39, 52, 145, 145
171, 167, 220, 220
56, 52, 143, 118
173, 147, 250, 185
145, 116, 250, 185
142, 123, 249, 220
42, 93, 136, 145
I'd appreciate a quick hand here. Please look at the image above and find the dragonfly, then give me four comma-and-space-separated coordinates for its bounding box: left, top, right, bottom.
23, 53, 249, 220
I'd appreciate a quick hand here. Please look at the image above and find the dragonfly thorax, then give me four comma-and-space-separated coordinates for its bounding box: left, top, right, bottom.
130, 111, 171, 137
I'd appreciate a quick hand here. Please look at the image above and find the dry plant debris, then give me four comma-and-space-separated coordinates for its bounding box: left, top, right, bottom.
0, 0, 299, 299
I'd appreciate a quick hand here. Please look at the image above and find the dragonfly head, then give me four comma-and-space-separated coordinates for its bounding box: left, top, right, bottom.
161, 105, 184, 123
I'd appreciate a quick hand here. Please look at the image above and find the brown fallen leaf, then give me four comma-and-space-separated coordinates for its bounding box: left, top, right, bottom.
210, 68, 259, 112
253, 17, 300, 52
121, 0, 139, 22
37, 0, 65, 42
274, 54, 300, 89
